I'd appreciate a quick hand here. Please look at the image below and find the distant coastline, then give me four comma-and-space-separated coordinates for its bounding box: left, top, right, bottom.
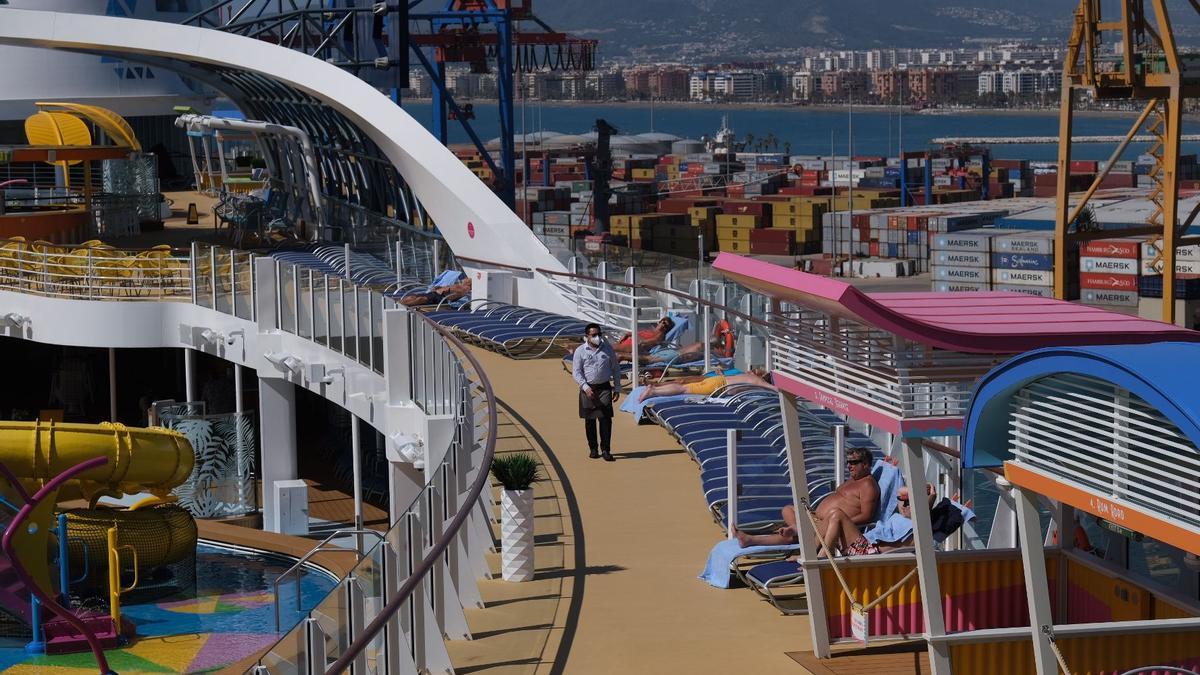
401, 96, 1152, 119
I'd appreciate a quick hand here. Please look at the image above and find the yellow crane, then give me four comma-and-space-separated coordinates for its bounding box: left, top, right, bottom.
1054, 0, 1200, 323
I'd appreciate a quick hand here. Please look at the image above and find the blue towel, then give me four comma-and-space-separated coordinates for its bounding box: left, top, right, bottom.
865, 512, 913, 545
873, 460, 903, 523
698, 538, 799, 589
432, 269, 464, 286
620, 386, 692, 419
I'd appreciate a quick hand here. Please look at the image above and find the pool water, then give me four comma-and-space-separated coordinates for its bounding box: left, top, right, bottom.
0, 542, 337, 674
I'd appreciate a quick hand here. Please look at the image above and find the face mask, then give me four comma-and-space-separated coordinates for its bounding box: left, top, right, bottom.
588, 336, 601, 346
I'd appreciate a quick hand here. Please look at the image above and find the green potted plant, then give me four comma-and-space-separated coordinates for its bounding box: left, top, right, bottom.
490, 453, 541, 581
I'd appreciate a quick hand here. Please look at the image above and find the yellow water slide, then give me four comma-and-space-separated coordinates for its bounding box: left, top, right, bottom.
0, 421, 194, 595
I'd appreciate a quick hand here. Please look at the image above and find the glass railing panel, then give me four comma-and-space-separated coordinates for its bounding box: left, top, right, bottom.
278, 263, 297, 335
343, 281, 358, 360
371, 292, 385, 374
311, 274, 329, 348
257, 621, 305, 674
329, 278, 346, 355
233, 251, 255, 320
350, 546, 388, 674
298, 266, 314, 338
212, 248, 233, 315
194, 246, 215, 310
310, 583, 349, 669
356, 288, 372, 370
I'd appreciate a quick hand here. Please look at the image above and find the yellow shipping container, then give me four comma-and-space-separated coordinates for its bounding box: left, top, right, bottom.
717, 240, 752, 253
631, 168, 656, 180
771, 215, 818, 231
716, 227, 753, 243
715, 214, 762, 229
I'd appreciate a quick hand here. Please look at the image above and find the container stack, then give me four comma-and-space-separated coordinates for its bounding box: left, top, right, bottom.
929, 229, 994, 292
1079, 238, 1142, 308
991, 231, 1072, 299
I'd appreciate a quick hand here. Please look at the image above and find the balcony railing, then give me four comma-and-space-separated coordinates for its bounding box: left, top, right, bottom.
0, 238, 192, 301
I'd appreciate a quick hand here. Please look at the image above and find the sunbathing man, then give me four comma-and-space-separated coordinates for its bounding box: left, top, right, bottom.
400, 277, 472, 307
636, 367, 774, 402
612, 317, 674, 358
638, 332, 734, 365
734, 447, 880, 556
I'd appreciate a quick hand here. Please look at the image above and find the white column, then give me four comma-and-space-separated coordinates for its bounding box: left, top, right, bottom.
108, 348, 117, 422
350, 413, 364, 547
779, 391, 831, 657
184, 348, 197, 403
234, 364, 244, 413
258, 376, 298, 533
1015, 485, 1058, 675
725, 429, 738, 539
899, 438, 952, 675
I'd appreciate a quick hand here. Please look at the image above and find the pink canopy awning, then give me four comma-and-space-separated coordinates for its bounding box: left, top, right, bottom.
713, 253, 1200, 354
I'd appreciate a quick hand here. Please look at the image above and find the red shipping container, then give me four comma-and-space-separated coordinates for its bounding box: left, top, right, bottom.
657, 198, 694, 214
869, 242, 879, 256
1081, 238, 1141, 259
1079, 272, 1138, 291
1098, 173, 1137, 189
725, 200, 770, 217
750, 229, 795, 255
727, 185, 746, 198
1070, 160, 1099, 173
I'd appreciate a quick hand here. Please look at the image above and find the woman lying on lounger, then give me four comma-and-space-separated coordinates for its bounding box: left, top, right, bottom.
399, 278, 472, 307
636, 366, 774, 402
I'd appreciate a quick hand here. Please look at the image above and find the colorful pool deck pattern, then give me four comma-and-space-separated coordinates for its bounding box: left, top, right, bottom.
0, 546, 335, 674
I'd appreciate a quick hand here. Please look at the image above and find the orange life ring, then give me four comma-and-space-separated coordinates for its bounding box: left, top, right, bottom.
713, 319, 735, 358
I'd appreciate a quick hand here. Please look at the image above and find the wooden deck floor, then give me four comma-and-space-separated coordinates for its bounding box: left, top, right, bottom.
469, 349, 812, 674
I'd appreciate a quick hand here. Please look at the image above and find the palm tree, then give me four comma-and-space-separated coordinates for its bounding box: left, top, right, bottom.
783, 141, 792, 156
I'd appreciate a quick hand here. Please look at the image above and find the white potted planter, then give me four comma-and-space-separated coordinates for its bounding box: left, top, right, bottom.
491, 453, 541, 582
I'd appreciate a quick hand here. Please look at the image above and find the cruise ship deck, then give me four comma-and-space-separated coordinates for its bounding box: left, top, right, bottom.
4, 5, 1200, 675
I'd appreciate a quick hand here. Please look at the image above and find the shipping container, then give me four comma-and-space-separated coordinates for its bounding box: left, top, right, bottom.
931, 265, 989, 284
1080, 257, 1139, 275
1081, 289, 1140, 306
992, 268, 1054, 286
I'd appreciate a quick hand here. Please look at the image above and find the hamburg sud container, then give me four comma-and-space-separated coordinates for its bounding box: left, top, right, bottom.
929, 228, 994, 291
1079, 237, 1141, 307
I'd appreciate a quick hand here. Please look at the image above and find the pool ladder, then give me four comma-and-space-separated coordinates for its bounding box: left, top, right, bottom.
272, 528, 383, 632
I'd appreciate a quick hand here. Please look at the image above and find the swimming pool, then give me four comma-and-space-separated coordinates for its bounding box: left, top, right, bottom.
0, 541, 337, 674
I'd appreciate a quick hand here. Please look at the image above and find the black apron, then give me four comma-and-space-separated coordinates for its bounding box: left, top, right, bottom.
578, 382, 614, 419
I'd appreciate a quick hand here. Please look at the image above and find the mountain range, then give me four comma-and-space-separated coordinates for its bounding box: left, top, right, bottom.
533, 1, 1200, 62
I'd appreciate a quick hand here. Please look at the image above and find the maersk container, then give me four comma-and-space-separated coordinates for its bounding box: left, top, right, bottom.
995, 284, 1056, 298
931, 265, 989, 284
931, 279, 988, 290
994, 232, 1055, 254
1080, 256, 1138, 275
934, 250, 989, 267
992, 268, 1054, 287
1082, 289, 1139, 306
929, 230, 994, 253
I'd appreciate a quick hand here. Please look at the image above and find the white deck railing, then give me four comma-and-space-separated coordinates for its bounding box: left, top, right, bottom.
0, 238, 192, 301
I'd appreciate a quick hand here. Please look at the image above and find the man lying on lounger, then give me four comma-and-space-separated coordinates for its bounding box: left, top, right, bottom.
636, 366, 774, 402
734, 447, 880, 556
400, 277, 472, 307
636, 333, 735, 366
612, 317, 674, 358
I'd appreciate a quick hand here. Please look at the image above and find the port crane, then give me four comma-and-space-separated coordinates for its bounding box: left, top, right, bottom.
183, 1, 597, 211
1053, 0, 1200, 323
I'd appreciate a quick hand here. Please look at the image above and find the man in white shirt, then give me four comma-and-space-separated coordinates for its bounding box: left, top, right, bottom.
571, 323, 622, 461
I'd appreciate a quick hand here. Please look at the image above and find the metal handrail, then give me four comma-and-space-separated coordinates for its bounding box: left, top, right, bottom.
325, 311, 498, 674
270, 528, 385, 632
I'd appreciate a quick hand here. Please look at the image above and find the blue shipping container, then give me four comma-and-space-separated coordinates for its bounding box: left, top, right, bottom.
991, 252, 1054, 270
907, 231, 920, 244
